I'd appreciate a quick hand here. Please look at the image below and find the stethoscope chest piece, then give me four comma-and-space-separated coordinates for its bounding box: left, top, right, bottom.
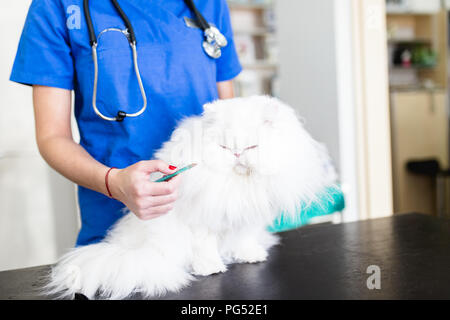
202, 26, 227, 59
202, 40, 221, 59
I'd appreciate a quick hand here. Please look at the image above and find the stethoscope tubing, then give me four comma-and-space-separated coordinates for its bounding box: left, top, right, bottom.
84, 0, 137, 46
91, 30, 147, 121
83, 0, 224, 122
84, 0, 146, 121
183, 0, 209, 31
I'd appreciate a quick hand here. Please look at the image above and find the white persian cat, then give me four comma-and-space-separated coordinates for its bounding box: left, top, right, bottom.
45, 96, 336, 299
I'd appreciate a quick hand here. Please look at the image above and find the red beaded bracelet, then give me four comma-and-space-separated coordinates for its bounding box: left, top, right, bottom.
105, 167, 117, 199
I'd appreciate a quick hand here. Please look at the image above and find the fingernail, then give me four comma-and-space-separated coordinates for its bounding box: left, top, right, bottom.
169, 165, 177, 170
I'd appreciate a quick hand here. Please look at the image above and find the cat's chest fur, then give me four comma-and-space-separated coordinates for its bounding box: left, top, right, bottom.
172, 168, 276, 231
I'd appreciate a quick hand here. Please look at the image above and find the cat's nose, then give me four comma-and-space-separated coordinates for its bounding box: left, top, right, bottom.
234, 152, 241, 158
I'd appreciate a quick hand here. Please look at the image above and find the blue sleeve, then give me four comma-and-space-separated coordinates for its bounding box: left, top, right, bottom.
10, 0, 75, 90
214, 0, 242, 82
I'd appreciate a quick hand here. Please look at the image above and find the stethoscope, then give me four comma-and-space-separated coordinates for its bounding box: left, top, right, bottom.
83, 0, 228, 122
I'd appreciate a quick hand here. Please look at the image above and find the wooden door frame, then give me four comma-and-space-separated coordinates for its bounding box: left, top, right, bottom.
350, 0, 394, 219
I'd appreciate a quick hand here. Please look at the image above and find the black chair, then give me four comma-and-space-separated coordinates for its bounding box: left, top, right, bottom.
406, 158, 450, 217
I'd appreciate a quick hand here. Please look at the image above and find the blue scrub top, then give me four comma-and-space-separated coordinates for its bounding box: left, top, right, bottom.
10, 0, 242, 246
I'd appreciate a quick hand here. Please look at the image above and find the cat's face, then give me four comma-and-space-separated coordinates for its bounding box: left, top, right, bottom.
202, 120, 262, 176
199, 96, 293, 177
156, 95, 334, 224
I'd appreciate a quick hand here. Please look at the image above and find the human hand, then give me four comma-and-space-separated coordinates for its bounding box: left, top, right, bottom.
108, 160, 180, 220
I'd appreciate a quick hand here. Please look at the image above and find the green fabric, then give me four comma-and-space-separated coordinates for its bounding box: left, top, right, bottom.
268, 185, 345, 233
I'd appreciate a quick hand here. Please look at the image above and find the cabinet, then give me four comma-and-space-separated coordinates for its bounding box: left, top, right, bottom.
390, 90, 449, 215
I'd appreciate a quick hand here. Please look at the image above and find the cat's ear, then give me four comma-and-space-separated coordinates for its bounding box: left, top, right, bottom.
261, 96, 282, 126
263, 96, 301, 127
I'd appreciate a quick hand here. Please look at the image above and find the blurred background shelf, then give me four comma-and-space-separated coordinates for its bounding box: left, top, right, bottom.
228, 3, 269, 10
388, 38, 432, 44
386, 0, 441, 14
386, 4, 447, 89
233, 28, 272, 36
227, 0, 279, 97
390, 65, 436, 70
241, 61, 277, 69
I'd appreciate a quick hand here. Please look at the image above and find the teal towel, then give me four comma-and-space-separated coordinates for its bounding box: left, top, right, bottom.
268, 185, 345, 233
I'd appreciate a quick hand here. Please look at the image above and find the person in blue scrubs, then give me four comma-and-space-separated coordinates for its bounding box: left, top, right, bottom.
10, 0, 242, 246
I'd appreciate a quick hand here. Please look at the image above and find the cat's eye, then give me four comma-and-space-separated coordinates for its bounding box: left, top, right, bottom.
219, 144, 257, 151
244, 145, 258, 151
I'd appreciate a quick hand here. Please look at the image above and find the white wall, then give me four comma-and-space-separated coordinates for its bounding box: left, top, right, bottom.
276, 0, 359, 221
276, 1, 340, 168
0, 1, 79, 271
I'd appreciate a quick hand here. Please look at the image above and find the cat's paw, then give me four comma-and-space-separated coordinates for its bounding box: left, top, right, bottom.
232, 245, 268, 264
191, 258, 227, 276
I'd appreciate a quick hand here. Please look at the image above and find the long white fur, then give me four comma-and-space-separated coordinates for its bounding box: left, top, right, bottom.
44, 96, 337, 299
